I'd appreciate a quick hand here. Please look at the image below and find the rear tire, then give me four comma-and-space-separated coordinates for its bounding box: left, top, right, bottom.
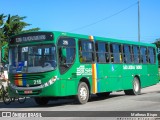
124, 77, 141, 95
34, 97, 49, 105
76, 82, 89, 104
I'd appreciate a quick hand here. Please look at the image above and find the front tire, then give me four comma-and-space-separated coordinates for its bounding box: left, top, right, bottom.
18, 97, 26, 104
124, 77, 141, 95
34, 97, 49, 105
76, 82, 89, 104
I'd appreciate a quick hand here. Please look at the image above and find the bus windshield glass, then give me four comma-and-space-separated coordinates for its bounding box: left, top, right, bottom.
9, 44, 57, 73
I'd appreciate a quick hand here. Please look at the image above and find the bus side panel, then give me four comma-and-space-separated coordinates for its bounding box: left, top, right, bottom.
146, 64, 159, 86
137, 65, 147, 88
122, 65, 135, 90
59, 75, 78, 96
41, 81, 60, 96
104, 64, 123, 91
139, 65, 158, 88
122, 76, 133, 90
96, 64, 107, 92
48, 79, 77, 97
66, 78, 78, 96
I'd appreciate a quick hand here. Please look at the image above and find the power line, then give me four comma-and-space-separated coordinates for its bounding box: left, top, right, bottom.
69, 2, 138, 32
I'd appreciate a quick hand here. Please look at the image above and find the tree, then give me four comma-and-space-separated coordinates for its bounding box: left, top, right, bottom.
154, 38, 160, 48
1, 14, 40, 42
0, 14, 40, 63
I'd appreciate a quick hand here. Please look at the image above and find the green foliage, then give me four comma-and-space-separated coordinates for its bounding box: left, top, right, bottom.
154, 38, 160, 48
1, 14, 40, 42
0, 14, 40, 63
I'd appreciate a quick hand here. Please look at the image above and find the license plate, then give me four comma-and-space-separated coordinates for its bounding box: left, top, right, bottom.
24, 90, 32, 94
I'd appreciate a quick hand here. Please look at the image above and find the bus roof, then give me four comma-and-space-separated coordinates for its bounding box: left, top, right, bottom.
10, 31, 156, 47
53, 31, 156, 47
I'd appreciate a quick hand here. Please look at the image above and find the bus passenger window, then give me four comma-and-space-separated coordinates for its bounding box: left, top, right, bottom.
140, 47, 148, 64
105, 44, 110, 62
95, 42, 109, 63
123, 45, 132, 64
79, 40, 94, 63
148, 47, 155, 64
133, 46, 140, 64
110, 43, 122, 63
79, 52, 86, 62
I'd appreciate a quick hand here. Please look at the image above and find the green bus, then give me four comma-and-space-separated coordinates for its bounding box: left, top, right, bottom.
8, 31, 159, 105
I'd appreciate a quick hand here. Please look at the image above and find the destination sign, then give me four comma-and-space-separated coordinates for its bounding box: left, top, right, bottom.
10, 32, 54, 44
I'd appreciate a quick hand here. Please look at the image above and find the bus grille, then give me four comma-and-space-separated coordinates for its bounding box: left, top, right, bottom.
11, 73, 44, 87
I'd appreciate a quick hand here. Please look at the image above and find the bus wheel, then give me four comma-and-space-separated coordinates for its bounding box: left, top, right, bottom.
76, 82, 89, 104
34, 97, 49, 105
124, 77, 141, 95
18, 97, 26, 104
133, 77, 141, 95
96, 92, 110, 98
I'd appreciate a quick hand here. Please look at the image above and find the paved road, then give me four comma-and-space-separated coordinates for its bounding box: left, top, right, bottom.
0, 83, 160, 119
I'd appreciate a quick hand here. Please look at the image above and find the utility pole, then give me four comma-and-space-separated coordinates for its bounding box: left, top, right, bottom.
138, 0, 140, 42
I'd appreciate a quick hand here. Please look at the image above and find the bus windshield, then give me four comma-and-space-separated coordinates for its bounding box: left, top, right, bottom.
9, 44, 57, 73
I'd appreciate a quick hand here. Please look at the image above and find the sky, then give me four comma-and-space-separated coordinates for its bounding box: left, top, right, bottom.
0, 0, 160, 43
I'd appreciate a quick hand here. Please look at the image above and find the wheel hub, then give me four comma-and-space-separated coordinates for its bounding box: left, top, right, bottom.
134, 80, 139, 92
80, 86, 87, 100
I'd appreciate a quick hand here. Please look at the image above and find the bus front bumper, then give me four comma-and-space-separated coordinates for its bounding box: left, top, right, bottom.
9, 76, 57, 96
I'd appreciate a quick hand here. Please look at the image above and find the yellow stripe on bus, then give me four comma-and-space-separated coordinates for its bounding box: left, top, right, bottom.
18, 80, 23, 86
92, 64, 97, 94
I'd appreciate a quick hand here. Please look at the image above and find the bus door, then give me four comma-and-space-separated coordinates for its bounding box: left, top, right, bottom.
58, 37, 77, 96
